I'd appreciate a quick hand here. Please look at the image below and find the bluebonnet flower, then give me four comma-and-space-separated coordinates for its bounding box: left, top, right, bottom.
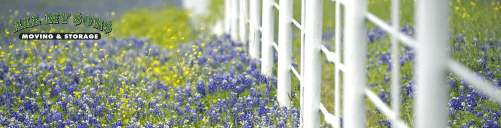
481, 44, 488, 51
111, 119, 123, 128
455, 43, 462, 52
207, 78, 217, 94
322, 27, 335, 41
473, 38, 479, 47
214, 73, 224, 82
405, 82, 415, 97
143, 122, 154, 128
449, 79, 457, 89
484, 120, 500, 128
368, 31, 376, 43
196, 79, 206, 97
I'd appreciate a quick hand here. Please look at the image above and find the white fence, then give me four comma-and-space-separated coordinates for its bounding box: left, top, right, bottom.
222, 0, 501, 127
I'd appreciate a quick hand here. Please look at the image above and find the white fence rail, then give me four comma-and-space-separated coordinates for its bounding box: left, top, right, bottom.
221, 0, 501, 127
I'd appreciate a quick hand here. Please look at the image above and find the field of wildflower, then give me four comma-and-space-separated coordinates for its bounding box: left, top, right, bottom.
0, 0, 500, 127
0, 1, 302, 127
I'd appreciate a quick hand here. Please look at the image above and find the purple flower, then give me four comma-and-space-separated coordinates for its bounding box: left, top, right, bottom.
207, 78, 217, 94
449, 79, 457, 89
196, 79, 206, 97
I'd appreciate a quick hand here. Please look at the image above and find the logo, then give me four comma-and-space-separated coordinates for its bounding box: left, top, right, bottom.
13, 13, 112, 40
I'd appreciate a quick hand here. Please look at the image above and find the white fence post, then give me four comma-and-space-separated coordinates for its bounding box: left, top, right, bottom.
390, 0, 401, 127
249, 0, 261, 59
333, 0, 342, 127
343, 0, 367, 127
225, 0, 231, 34
277, 0, 293, 109
239, 0, 249, 44
414, 0, 449, 127
231, 0, 239, 41
299, 0, 306, 126
303, 0, 323, 127
261, 0, 275, 77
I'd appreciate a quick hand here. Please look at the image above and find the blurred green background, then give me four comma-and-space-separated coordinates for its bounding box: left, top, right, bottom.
1, 0, 196, 48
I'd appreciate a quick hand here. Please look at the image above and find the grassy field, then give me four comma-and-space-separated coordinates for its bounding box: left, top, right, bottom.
0, 1, 304, 127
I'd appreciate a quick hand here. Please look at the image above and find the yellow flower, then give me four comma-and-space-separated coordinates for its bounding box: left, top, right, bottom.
74, 91, 80, 98
471, 2, 475, 6
5, 29, 9, 35
111, 12, 115, 16
200, 28, 204, 30
495, 7, 499, 11
41, 84, 44, 87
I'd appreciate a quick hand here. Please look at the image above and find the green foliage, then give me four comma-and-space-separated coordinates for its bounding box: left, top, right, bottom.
201, 0, 225, 25
113, 3, 195, 48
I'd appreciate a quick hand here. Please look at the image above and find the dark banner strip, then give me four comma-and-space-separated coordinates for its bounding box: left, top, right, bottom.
19, 33, 101, 40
